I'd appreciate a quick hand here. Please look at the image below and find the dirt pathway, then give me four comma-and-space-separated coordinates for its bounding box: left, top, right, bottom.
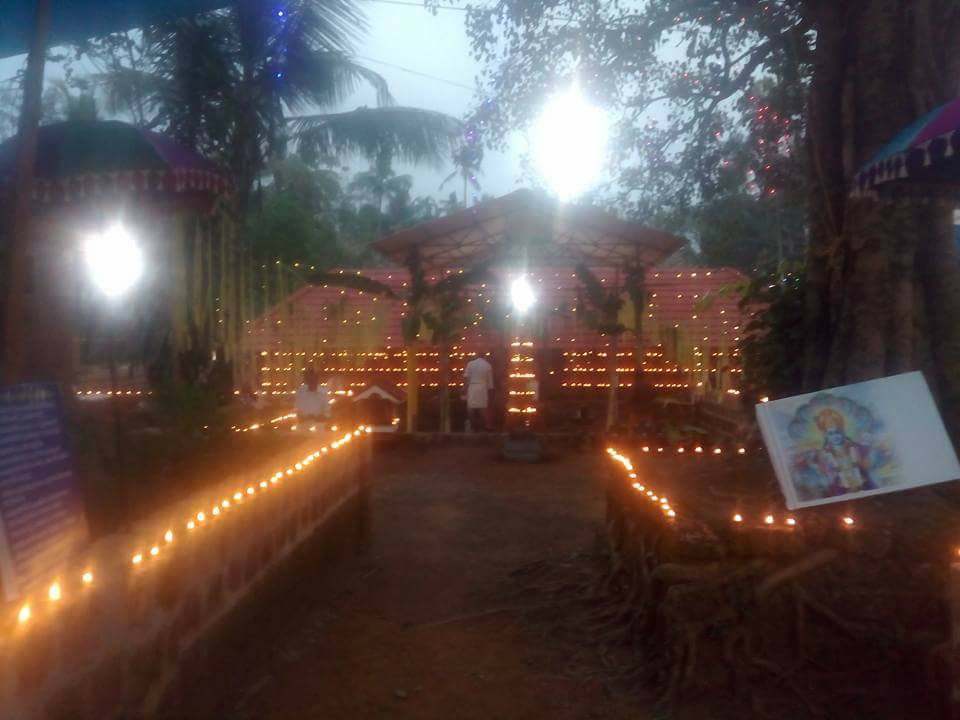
163, 444, 648, 719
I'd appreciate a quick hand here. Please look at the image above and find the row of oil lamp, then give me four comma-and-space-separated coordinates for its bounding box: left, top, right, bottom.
11, 426, 372, 629
606, 447, 857, 531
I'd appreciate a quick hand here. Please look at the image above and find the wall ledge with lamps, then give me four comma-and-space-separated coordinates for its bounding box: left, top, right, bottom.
0, 426, 372, 720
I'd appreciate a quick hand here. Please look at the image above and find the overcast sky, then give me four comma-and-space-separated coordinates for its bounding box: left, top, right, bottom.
0, 0, 526, 201
351, 1, 525, 199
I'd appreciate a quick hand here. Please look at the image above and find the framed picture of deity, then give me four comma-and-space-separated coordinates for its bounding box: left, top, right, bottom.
756, 372, 960, 509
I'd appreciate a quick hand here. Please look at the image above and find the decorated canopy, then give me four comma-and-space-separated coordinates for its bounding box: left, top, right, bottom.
0, 120, 231, 207
0, 0, 230, 59
375, 189, 683, 271
853, 96, 960, 195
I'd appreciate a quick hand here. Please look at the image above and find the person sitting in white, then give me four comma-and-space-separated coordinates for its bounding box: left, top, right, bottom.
463, 353, 494, 432
295, 368, 330, 425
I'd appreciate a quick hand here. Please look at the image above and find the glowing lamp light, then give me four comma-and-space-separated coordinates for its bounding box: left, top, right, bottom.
667, 509, 677, 518
786, 517, 797, 527
132, 553, 143, 565
532, 83, 609, 200
764, 515, 774, 525
843, 516, 855, 527
150, 546, 160, 557
509, 275, 536, 314
733, 513, 743, 523
83, 223, 144, 298
48, 582, 62, 602
164, 530, 174, 543
82, 571, 94, 585
18, 604, 31, 624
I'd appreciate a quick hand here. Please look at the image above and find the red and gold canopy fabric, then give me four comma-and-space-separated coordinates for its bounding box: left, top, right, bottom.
0, 120, 232, 208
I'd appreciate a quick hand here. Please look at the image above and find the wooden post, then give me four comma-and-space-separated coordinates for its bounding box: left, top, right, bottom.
1, 0, 51, 383
950, 559, 960, 719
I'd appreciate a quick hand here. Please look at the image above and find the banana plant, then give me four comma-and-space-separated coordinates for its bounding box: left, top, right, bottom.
574, 264, 633, 431
309, 251, 489, 432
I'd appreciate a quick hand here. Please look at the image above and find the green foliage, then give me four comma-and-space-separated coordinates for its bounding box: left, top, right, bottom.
82, 1, 460, 199
739, 269, 806, 401
246, 190, 344, 267
464, 1, 810, 214
292, 106, 461, 168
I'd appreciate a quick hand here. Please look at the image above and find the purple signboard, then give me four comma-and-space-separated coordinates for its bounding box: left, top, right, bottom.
0, 383, 88, 600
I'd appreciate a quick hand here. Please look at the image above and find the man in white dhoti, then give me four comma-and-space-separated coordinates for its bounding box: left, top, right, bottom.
294, 367, 330, 426
463, 352, 494, 432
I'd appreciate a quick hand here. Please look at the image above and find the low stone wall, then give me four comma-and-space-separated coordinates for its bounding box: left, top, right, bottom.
0, 428, 371, 720
602, 448, 950, 716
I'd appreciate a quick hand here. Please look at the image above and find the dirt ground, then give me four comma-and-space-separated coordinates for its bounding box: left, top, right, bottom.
163, 443, 652, 720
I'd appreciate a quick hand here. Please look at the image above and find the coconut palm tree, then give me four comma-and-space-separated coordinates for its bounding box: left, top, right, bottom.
89, 2, 461, 208
440, 141, 483, 208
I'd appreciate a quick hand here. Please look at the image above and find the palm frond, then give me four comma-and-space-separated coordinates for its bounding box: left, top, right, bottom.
274, 50, 392, 112
432, 264, 492, 296
291, 106, 462, 167
307, 272, 398, 299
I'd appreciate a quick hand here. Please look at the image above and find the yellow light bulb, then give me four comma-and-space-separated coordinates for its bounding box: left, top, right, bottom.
18, 604, 31, 623
48, 582, 62, 602
786, 518, 797, 527
733, 514, 743, 523
82, 571, 94, 585
212, 507, 221, 516
764, 515, 774, 525
197, 511, 206, 522
132, 553, 143, 564
247, 487, 255, 495
164, 529, 174, 543
667, 509, 676, 518
187, 520, 196, 530
843, 516, 855, 527
150, 546, 160, 557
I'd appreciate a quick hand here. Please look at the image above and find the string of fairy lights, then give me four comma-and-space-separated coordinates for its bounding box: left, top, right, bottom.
11, 426, 372, 630
605, 446, 858, 532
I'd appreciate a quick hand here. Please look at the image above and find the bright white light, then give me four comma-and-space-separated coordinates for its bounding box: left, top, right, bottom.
84, 223, 143, 297
532, 84, 609, 200
510, 275, 536, 314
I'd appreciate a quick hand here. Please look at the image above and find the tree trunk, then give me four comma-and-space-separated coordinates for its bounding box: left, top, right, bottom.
405, 346, 419, 432
803, 0, 960, 432
0, 0, 51, 383
606, 339, 619, 432
439, 343, 451, 433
